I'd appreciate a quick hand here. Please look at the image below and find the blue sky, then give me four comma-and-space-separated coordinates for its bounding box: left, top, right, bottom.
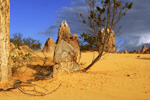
9, 0, 150, 52
10, 0, 73, 43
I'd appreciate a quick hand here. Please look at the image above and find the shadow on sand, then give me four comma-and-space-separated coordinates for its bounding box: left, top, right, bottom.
25, 56, 54, 81
137, 58, 150, 60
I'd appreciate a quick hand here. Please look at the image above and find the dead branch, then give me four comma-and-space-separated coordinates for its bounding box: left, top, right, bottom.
17, 82, 61, 96
0, 46, 59, 96
0, 79, 61, 96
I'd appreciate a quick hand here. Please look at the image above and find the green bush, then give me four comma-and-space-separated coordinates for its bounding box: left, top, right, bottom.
10, 33, 42, 50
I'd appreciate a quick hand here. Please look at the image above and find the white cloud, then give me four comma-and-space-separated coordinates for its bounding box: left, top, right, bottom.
116, 33, 150, 52
137, 35, 150, 45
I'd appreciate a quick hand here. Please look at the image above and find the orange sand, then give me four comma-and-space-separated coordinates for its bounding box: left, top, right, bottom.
0, 51, 150, 100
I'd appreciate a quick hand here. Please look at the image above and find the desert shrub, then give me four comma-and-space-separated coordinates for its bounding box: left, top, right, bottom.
10, 33, 42, 50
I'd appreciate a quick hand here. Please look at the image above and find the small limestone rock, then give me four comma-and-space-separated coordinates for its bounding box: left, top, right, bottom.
20, 45, 33, 55
43, 37, 56, 53
99, 27, 115, 53
42, 37, 56, 59
124, 50, 128, 54
136, 50, 140, 54
10, 44, 33, 56
133, 50, 140, 54
10, 43, 18, 56
137, 55, 140, 57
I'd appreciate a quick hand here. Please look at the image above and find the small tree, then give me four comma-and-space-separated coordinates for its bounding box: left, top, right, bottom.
22, 36, 42, 50
79, 32, 97, 50
10, 33, 23, 47
77, 0, 133, 72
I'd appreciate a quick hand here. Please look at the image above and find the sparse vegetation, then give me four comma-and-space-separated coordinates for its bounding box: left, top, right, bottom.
10, 44, 33, 74
1, 0, 150, 99
1, 42, 60, 96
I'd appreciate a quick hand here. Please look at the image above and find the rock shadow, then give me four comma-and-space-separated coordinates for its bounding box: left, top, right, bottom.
27, 64, 54, 81
26, 56, 54, 81
137, 58, 150, 60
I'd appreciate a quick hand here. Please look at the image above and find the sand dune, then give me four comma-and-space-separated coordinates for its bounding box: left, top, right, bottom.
0, 51, 150, 100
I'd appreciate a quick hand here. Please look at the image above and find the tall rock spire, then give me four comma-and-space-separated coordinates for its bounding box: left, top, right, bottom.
0, 0, 11, 82
53, 21, 81, 76
56, 21, 81, 63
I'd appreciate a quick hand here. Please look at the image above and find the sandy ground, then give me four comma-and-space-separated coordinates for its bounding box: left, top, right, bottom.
0, 51, 150, 100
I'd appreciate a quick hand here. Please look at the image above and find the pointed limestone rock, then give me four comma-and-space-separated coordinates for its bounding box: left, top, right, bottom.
140, 45, 147, 54
56, 21, 71, 44
43, 37, 56, 53
124, 50, 128, 54
43, 37, 56, 59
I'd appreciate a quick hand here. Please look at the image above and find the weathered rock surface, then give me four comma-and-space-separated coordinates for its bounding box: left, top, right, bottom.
0, 0, 11, 82
53, 40, 80, 76
43, 37, 56, 53
143, 48, 150, 54
20, 45, 33, 55
140, 45, 147, 54
10, 43, 33, 56
56, 21, 71, 44
42, 37, 56, 59
100, 27, 115, 53
10, 43, 18, 57
56, 21, 81, 63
